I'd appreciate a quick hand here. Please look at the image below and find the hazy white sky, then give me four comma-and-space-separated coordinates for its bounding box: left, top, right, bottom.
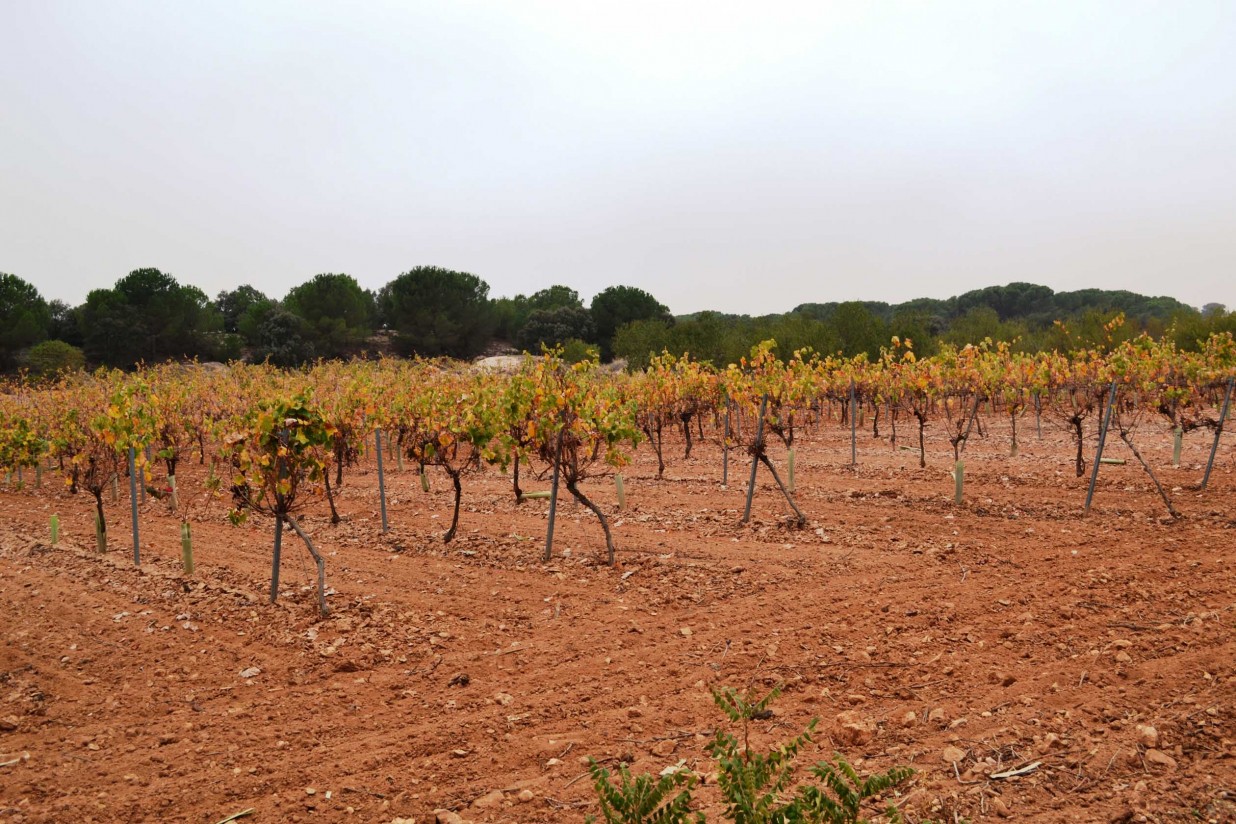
2, 1, 1234, 315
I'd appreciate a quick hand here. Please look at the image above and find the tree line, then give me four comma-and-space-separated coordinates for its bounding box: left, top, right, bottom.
612, 283, 1234, 369
1, 268, 1233, 375
0, 267, 672, 373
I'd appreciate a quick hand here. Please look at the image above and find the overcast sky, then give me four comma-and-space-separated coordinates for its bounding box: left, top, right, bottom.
2, 1, 1234, 315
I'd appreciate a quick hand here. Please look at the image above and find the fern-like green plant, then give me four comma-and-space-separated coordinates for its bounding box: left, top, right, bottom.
585, 758, 704, 824
583, 685, 914, 824
707, 685, 818, 824
796, 756, 914, 824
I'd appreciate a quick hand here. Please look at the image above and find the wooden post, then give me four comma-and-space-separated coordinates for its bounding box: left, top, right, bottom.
127, 448, 140, 566
1172, 427, 1183, 468
375, 429, 389, 533
1202, 377, 1234, 490
1084, 380, 1118, 514
543, 427, 564, 562
270, 516, 284, 604
849, 380, 857, 466
741, 395, 769, 525
614, 473, 626, 511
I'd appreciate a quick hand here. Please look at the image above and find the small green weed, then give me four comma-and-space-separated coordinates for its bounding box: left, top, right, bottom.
585, 758, 703, 824
584, 684, 914, 824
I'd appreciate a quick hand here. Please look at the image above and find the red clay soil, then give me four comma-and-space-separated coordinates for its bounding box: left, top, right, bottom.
1, 415, 1234, 823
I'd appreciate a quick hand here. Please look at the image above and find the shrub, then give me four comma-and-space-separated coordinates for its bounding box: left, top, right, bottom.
24, 339, 85, 376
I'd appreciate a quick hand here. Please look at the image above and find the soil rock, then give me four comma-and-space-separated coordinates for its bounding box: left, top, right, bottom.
472, 789, 505, 808
834, 711, 875, 745
651, 739, 677, 757
1144, 749, 1178, 770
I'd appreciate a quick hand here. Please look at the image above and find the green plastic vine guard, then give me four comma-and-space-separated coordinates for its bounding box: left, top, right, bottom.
94, 509, 106, 553
181, 522, 194, 575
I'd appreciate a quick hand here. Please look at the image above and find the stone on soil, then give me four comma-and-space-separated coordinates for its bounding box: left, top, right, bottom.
1144, 749, 1177, 770
834, 711, 875, 745
651, 738, 677, 757
471, 789, 505, 808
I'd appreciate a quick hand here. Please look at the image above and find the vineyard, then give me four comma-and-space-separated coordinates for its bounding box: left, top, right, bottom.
1, 334, 1235, 823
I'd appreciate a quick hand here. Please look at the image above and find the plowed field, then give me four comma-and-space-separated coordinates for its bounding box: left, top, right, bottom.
2, 418, 1234, 823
